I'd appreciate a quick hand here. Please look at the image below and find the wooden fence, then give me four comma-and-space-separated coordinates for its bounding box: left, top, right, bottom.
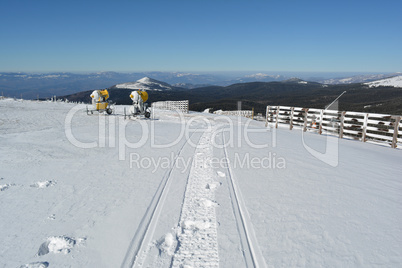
152, 100, 189, 113
265, 106, 402, 148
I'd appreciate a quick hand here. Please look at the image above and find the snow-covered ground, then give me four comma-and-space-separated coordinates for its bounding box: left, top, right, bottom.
365, 75, 402, 88
1, 99, 401, 267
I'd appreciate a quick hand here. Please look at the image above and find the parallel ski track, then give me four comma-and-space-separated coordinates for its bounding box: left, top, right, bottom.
221, 126, 267, 268
121, 129, 200, 268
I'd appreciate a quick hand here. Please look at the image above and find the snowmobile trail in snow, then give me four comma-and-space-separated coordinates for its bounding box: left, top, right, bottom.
221, 126, 267, 268
122, 128, 201, 268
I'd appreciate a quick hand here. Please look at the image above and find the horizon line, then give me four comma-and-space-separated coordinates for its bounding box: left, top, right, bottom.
0, 70, 400, 75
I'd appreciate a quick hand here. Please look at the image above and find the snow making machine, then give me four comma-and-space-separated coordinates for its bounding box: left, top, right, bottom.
124, 89, 151, 119
86, 89, 114, 115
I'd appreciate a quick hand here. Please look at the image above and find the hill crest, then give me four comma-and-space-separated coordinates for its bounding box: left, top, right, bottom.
114, 77, 173, 91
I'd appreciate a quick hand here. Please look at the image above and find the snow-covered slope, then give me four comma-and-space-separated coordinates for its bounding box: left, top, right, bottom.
320, 73, 402, 84
114, 77, 173, 91
1, 99, 401, 267
364, 75, 402, 88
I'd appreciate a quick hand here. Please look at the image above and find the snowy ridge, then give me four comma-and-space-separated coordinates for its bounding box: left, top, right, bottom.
364, 75, 402, 88
172, 127, 220, 267
115, 77, 173, 91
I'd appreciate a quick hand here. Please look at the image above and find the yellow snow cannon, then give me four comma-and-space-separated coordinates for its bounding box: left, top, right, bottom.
130, 90, 148, 102
87, 89, 114, 115
125, 89, 151, 119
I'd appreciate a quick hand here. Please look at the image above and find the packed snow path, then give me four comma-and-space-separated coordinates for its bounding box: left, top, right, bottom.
172, 126, 220, 267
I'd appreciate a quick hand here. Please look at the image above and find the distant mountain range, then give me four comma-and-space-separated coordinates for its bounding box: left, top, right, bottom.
61, 76, 402, 115
0, 72, 220, 99
1, 71, 401, 99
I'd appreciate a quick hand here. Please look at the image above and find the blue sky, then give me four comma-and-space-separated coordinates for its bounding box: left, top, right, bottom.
1, 0, 401, 73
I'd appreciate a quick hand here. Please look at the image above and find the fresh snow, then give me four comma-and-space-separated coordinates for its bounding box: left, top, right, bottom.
0, 184, 12, 191
19, 262, 49, 268
216, 171, 225, 178
31, 181, 56, 189
0, 99, 401, 267
364, 75, 402, 88
37, 236, 77, 256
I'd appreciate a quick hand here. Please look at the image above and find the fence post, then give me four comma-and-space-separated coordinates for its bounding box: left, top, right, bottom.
391, 116, 400, 148
362, 113, 368, 142
265, 106, 269, 127
290, 107, 294, 130
303, 108, 309, 132
318, 109, 323, 135
339, 111, 345, 138
275, 106, 280, 129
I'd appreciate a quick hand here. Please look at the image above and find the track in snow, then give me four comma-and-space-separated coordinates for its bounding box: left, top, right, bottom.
121, 130, 198, 268
172, 126, 220, 267
122, 120, 266, 268
221, 126, 267, 268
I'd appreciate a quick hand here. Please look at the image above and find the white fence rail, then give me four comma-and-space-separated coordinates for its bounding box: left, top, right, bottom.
152, 100, 189, 113
213, 110, 254, 118
265, 105, 402, 148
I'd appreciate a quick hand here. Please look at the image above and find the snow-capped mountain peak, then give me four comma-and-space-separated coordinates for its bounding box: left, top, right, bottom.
364, 75, 402, 88
114, 77, 173, 91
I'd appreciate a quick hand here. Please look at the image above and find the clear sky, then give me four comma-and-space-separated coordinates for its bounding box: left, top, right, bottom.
1, 0, 401, 73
